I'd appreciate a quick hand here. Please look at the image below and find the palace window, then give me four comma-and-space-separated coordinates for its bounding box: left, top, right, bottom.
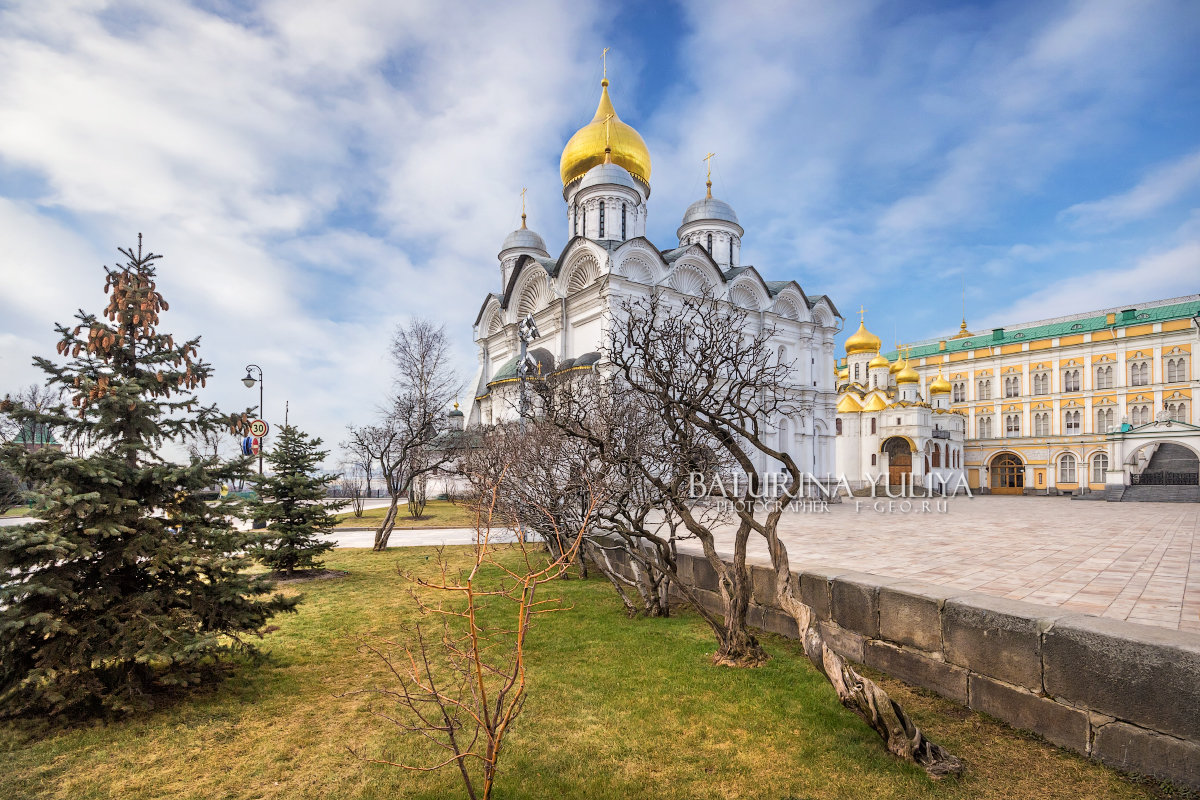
952, 382, 965, 402
1129, 361, 1149, 386
1095, 365, 1113, 389
1167, 357, 1188, 383
1032, 372, 1049, 394
1059, 454, 1077, 483
1092, 453, 1109, 483
977, 379, 992, 400
707, 233, 713, 254
599, 201, 605, 237
1063, 369, 1081, 392
1167, 401, 1189, 422
1064, 409, 1081, 434
1129, 404, 1149, 425
621, 203, 627, 240
977, 415, 994, 438
1034, 412, 1050, 436
1006, 414, 1020, 435
1004, 375, 1021, 397
1095, 407, 1114, 433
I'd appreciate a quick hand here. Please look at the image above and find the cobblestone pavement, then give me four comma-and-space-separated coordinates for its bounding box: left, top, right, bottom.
686, 495, 1199, 634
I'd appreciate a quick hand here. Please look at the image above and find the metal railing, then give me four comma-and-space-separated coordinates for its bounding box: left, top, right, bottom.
1131, 471, 1199, 486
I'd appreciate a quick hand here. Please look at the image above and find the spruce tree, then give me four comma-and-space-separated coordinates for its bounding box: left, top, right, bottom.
249, 424, 344, 576
0, 235, 296, 718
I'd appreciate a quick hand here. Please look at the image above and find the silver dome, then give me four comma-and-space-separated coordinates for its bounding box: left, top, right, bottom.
577, 162, 640, 193
500, 226, 549, 254
680, 196, 739, 227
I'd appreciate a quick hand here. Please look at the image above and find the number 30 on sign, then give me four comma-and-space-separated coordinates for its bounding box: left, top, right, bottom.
249, 419, 269, 437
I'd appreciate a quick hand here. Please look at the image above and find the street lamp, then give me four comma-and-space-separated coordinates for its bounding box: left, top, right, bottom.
242, 363, 264, 476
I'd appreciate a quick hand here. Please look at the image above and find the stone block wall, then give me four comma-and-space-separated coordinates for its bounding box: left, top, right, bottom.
594, 545, 1200, 790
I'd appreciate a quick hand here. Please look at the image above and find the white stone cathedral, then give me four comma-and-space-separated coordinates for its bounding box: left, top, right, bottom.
466, 75, 842, 479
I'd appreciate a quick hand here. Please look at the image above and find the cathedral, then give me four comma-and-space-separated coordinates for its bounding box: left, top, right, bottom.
466, 74, 842, 480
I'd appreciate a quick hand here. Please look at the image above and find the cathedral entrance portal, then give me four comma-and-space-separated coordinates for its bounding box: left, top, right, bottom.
990, 453, 1024, 494
882, 437, 912, 486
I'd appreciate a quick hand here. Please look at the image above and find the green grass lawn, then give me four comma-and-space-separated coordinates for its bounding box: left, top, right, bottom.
0, 547, 1167, 800
2, 505, 32, 518
334, 498, 479, 529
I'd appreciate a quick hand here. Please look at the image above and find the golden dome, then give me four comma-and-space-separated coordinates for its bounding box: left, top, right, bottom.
844, 321, 881, 355
837, 394, 863, 413
560, 79, 652, 189
929, 369, 952, 394
862, 393, 888, 412
890, 358, 904, 374
896, 362, 920, 385
868, 353, 890, 370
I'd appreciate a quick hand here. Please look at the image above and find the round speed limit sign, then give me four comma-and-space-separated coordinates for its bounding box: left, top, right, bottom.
249, 419, 269, 437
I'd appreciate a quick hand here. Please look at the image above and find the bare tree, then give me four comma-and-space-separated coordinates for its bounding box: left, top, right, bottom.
1, 383, 62, 448
594, 292, 962, 778
340, 428, 376, 498
346, 320, 459, 550
336, 460, 367, 517
346, 472, 598, 799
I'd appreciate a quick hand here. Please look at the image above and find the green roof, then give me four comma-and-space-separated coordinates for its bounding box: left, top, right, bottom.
13, 423, 58, 446
872, 298, 1200, 363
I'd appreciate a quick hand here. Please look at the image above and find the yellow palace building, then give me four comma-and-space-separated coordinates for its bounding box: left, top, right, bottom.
837, 294, 1200, 499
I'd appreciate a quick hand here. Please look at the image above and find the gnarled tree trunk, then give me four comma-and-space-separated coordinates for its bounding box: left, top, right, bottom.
763, 527, 963, 779
372, 494, 400, 550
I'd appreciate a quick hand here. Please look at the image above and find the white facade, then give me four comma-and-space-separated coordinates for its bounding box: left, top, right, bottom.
467, 78, 842, 482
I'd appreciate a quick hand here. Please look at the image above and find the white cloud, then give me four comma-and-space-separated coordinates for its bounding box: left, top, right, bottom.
980, 240, 1200, 326
1062, 149, 1200, 229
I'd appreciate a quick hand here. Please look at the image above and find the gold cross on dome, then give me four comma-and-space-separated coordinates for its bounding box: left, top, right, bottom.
858, 304, 867, 322
703, 152, 715, 180
602, 47, 609, 80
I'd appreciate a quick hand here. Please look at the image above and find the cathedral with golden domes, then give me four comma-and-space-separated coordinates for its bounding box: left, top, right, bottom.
467, 72, 843, 481
835, 312, 967, 493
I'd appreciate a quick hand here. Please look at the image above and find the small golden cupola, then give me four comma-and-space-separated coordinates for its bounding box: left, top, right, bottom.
868, 353, 890, 370
929, 369, 952, 394
896, 350, 920, 385
844, 320, 882, 355
560, 78, 652, 191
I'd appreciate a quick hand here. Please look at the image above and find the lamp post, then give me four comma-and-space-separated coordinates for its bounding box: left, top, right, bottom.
242, 363, 264, 476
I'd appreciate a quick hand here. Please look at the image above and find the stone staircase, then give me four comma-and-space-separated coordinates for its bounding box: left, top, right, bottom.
1120, 485, 1200, 502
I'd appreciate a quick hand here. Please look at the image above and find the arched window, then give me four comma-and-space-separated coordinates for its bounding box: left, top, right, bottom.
572, 204, 578, 235
599, 201, 605, 237
1092, 453, 1109, 483
835, 418, 842, 436
621, 203, 627, 240
778, 417, 790, 454
1059, 454, 1077, 483
706, 233, 713, 254
854, 363, 860, 381
1095, 365, 1113, 389
1095, 407, 1114, 433
870, 418, 876, 434
1006, 414, 1020, 435
728, 237, 733, 265
932, 444, 941, 467
778, 345, 787, 366
1064, 369, 1080, 392
1064, 409, 1081, 433
581, 206, 587, 237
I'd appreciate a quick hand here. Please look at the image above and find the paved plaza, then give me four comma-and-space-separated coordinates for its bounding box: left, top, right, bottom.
690, 495, 1199, 634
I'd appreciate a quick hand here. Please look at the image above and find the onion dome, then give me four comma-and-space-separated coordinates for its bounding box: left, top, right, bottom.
578, 161, 639, 193
500, 212, 548, 254
448, 401, 464, 418
929, 370, 952, 394
868, 353, 890, 370
889, 358, 904, 375
896, 361, 920, 385
844, 321, 881, 355
561, 79, 651, 190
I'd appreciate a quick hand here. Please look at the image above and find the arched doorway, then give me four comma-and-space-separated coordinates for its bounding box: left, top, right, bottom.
990, 452, 1024, 494
882, 437, 912, 486
1128, 442, 1199, 485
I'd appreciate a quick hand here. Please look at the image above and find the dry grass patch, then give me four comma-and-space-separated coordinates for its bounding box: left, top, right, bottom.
334, 499, 478, 529
0, 547, 1176, 800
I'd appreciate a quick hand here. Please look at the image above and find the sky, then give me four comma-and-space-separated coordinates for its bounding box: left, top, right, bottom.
1, 0, 1198, 465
